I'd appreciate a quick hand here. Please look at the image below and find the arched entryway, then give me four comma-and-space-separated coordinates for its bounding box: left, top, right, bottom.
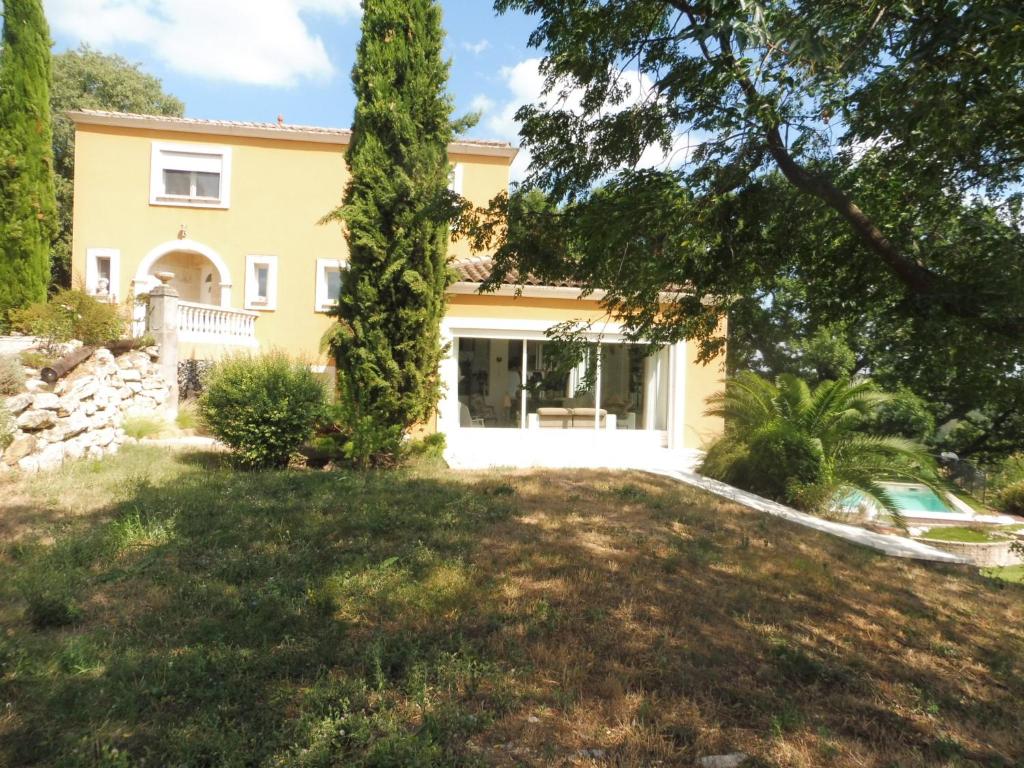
133, 239, 233, 307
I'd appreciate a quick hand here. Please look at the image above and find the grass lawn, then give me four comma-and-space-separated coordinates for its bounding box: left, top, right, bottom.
1, 447, 1022, 767
982, 565, 1024, 585
919, 526, 1005, 543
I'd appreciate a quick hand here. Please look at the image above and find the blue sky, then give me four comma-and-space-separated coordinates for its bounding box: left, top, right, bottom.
45, 0, 697, 181
45, 0, 547, 175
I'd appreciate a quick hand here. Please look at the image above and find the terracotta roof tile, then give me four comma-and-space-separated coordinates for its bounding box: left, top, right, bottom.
453, 257, 585, 288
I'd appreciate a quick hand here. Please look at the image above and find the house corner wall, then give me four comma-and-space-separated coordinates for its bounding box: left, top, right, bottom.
682, 317, 727, 450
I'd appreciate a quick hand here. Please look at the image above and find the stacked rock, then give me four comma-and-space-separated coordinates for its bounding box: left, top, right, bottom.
2, 346, 170, 473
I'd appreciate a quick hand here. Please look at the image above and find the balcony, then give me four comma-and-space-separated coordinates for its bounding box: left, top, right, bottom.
177, 301, 259, 348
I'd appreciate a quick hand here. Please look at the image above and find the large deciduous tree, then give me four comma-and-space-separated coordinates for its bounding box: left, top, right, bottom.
50, 45, 184, 288
0, 0, 57, 324
469, 0, 1024, 342
323, 0, 465, 464
460, 0, 1024, 460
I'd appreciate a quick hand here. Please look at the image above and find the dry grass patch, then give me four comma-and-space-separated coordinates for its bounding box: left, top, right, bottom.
0, 450, 1020, 767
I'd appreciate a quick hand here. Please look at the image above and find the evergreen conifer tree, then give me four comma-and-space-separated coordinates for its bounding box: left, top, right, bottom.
324, 0, 462, 463
0, 0, 56, 323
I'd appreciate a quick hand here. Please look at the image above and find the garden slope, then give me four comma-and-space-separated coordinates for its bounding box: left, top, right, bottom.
0, 447, 1021, 767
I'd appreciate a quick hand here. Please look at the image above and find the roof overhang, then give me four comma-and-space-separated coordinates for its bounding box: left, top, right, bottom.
68, 110, 518, 159
447, 281, 606, 301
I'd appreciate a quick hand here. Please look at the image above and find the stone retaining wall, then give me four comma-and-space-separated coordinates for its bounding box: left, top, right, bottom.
916, 537, 1024, 567
2, 346, 172, 473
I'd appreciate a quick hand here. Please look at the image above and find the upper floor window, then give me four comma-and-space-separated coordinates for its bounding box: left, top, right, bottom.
449, 162, 464, 195
150, 141, 232, 209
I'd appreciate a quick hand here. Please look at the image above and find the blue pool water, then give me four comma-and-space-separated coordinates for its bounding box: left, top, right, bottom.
845, 483, 952, 515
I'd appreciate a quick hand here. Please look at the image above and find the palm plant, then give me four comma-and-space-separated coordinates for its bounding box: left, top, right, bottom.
700, 372, 936, 529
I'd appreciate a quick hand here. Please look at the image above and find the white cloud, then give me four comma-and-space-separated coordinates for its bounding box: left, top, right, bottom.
462, 39, 490, 55
45, 0, 360, 87
477, 58, 694, 183
469, 94, 495, 114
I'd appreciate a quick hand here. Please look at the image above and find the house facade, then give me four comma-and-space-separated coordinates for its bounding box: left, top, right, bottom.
70, 109, 724, 468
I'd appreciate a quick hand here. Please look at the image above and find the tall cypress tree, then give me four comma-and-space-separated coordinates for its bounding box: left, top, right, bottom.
0, 0, 56, 323
325, 0, 458, 463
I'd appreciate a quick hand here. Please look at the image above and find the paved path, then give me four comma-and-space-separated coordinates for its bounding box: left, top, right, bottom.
648, 468, 968, 564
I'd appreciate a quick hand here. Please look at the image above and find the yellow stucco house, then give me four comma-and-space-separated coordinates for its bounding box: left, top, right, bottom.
69, 109, 723, 468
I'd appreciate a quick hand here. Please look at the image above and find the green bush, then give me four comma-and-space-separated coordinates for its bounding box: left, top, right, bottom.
10, 289, 124, 348
0, 352, 25, 395
342, 412, 404, 469
997, 482, 1024, 516
403, 431, 446, 462
991, 454, 1024, 492
199, 352, 326, 469
721, 428, 824, 504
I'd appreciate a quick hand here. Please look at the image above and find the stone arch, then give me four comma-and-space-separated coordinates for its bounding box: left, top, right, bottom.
133, 239, 233, 306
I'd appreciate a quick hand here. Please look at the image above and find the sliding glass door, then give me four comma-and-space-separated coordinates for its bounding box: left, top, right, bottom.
456, 335, 669, 431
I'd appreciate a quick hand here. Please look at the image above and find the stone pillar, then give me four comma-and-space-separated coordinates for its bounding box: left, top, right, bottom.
148, 271, 179, 418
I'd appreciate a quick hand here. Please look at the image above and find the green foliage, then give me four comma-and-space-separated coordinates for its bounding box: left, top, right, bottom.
997, 482, 1024, 516
18, 349, 52, 369
199, 352, 326, 469
729, 428, 825, 505
50, 45, 183, 288
866, 387, 936, 441
0, 0, 57, 323
0, 352, 25, 395
403, 432, 446, 462
0, 403, 13, 450
323, 0, 460, 466
989, 452, 1024, 489
17, 567, 81, 629
10, 288, 125, 348
174, 399, 205, 433
473, 1, 1024, 462
700, 372, 936, 526
122, 416, 164, 440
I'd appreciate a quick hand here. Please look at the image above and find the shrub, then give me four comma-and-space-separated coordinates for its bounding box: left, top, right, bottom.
342, 412, 404, 469
713, 428, 824, 505
991, 454, 1024, 492
0, 352, 25, 395
403, 432, 446, 462
199, 352, 326, 469
700, 372, 934, 525
10, 289, 124, 348
997, 482, 1024, 516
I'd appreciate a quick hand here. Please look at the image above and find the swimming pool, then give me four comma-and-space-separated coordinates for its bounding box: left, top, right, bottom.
844, 482, 953, 517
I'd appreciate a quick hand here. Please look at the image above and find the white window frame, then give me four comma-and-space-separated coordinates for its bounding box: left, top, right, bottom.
149, 141, 232, 209
244, 254, 278, 311
85, 247, 120, 302
315, 258, 346, 312
449, 162, 464, 195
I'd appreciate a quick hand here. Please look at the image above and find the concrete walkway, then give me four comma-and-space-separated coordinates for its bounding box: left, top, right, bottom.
648, 468, 968, 564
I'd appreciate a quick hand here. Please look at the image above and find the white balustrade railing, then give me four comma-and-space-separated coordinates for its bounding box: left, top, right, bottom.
177, 301, 259, 347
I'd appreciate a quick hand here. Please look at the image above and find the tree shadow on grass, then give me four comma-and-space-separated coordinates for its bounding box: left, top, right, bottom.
1, 457, 1022, 767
